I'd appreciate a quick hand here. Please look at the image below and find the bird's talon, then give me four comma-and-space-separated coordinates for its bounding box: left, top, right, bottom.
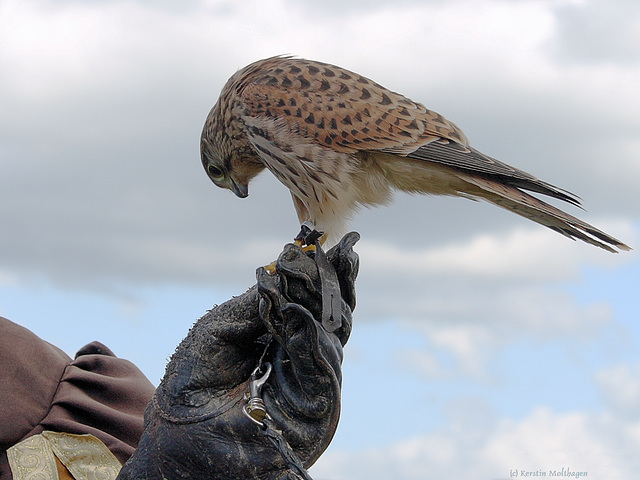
301, 244, 316, 253
264, 261, 277, 275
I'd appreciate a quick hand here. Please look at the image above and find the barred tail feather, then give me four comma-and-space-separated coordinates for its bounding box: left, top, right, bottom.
456, 173, 631, 253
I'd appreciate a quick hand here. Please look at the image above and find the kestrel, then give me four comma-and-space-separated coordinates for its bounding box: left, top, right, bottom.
200, 56, 629, 252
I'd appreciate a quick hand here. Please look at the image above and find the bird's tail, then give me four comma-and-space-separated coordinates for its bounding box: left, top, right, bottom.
456, 172, 631, 253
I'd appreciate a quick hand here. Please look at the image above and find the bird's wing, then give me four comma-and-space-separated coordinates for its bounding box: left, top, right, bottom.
406, 139, 582, 206
236, 57, 469, 154
237, 58, 573, 203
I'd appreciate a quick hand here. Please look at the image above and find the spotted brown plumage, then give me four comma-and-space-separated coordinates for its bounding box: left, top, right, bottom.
200, 56, 630, 253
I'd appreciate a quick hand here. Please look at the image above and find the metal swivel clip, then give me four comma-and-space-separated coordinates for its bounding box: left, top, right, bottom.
243, 362, 272, 426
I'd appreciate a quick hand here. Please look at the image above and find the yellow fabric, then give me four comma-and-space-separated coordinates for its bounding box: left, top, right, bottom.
7, 432, 122, 480
7, 433, 59, 479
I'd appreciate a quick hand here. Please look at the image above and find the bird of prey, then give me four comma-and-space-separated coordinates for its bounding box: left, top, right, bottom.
200, 56, 629, 253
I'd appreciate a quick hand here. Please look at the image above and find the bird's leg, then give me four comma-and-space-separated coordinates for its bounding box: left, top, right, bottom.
290, 198, 326, 250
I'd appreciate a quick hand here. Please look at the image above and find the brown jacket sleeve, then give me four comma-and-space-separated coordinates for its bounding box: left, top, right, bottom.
0, 317, 155, 479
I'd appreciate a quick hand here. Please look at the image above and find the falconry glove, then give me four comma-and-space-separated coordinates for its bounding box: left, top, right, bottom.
117, 232, 359, 480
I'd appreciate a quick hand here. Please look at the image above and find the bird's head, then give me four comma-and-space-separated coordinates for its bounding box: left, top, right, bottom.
200, 128, 265, 199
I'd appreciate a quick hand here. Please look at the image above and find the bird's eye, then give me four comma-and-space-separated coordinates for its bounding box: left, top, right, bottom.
207, 165, 224, 179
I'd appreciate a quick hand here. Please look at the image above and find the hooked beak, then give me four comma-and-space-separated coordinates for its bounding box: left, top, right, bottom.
230, 179, 248, 198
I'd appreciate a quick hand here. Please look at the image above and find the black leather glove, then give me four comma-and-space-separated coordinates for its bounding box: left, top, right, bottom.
117, 232, 359, 480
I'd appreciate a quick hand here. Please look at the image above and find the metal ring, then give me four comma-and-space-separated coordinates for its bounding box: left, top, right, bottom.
243, 404, 271, 427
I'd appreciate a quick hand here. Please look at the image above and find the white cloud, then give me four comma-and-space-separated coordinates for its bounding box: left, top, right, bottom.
311, 405, 640, 480
358, 223, 633, 282
596, 363, 640, 420
348, 223, 636, 377
0, 0, 637, 292
353, 221, 636, 327
550, 0, 640, 64
396, 324, 497, 378
388, 291, 611, 380
313, 345, 640, 480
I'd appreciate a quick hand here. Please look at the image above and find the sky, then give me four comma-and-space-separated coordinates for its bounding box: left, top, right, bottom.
1, 0, 639, 478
